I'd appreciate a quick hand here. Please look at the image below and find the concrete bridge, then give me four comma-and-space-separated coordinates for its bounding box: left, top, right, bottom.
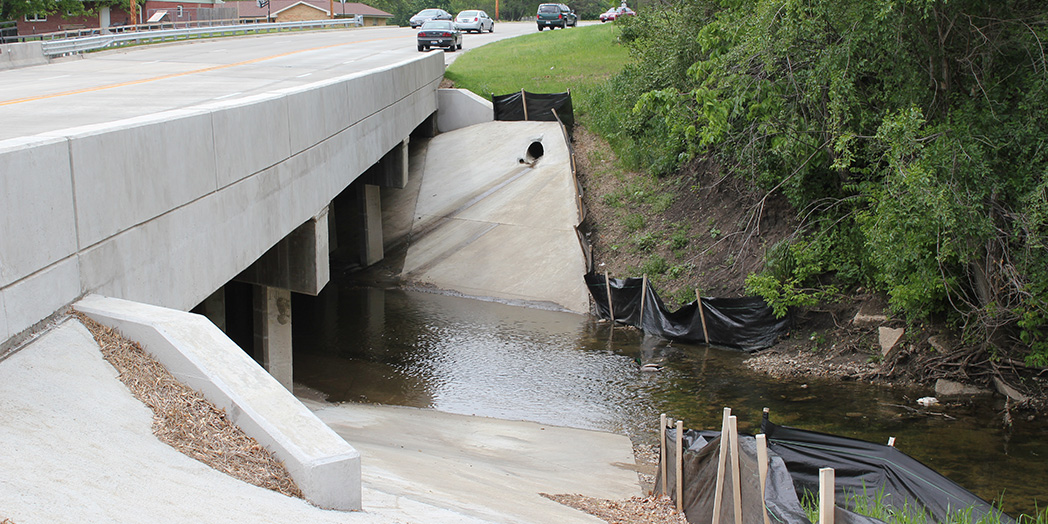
0, 26, 499, 510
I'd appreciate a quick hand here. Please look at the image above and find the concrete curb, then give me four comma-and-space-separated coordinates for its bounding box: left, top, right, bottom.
75, 294, 362, 511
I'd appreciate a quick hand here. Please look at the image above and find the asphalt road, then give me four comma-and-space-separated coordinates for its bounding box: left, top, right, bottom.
0, 21, 567, 141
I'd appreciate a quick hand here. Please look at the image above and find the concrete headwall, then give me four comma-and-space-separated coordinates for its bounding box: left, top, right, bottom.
437, 88, 493, 132
0, 52, 445, 346
76, 294, 362, 511
0, 42, 47, 70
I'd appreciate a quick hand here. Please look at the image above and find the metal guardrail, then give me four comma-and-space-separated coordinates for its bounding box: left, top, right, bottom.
39, 17, 364, 58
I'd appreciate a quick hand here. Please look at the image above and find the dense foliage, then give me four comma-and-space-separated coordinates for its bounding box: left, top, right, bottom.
1, 0, 138, 21
585, 0, 1048, 365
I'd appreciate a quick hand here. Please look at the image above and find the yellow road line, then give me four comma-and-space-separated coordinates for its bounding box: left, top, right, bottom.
0, 33, 406, 107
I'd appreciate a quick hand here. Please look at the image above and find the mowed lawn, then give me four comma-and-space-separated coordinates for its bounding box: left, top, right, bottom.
444, 23, 629, 100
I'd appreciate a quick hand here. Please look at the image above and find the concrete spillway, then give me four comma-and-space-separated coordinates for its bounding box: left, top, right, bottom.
384, 120, 590, 314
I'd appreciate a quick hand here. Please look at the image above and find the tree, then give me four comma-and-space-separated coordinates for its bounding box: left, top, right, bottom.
595, 0, 1048, 364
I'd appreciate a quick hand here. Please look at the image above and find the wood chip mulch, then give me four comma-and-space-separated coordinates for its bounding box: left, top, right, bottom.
74, 313, 303, 499
541, 493, 689, 524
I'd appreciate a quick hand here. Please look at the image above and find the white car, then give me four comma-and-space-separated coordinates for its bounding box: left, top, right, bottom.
454, 10, 494, 33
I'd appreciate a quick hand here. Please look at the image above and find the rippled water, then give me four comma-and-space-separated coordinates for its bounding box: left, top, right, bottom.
291, 282, 1048, 516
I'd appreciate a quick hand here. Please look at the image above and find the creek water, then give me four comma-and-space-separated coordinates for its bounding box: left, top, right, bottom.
291, 281, 1047, 517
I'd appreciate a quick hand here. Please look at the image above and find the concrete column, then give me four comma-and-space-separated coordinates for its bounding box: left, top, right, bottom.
363, 138, 409, 189
197, 287, 227, 332
360, 183, 384, 267
253, 285, 293, 391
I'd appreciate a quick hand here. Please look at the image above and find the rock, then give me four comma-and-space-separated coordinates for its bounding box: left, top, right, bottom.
879, 327, 905, 356
928, 335, 950, 353
935, 379, 991, 397
993, 377, 1030, 403
853, 300, 888, 324
916, 396, 939, 407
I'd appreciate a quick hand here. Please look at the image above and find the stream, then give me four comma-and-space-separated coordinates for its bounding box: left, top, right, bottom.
291, 280, 1047, 517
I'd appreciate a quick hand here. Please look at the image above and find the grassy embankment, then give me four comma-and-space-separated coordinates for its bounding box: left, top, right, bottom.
445, 23, 627, 99
447, 23, 730, 307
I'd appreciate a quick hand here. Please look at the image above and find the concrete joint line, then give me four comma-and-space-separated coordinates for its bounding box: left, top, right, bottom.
403, 221, 499, 279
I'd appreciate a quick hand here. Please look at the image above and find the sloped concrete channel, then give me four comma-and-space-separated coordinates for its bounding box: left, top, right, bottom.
383, 119, 590, 314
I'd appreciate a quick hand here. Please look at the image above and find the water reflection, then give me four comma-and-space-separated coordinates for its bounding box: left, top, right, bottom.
292, 283, 1047, 516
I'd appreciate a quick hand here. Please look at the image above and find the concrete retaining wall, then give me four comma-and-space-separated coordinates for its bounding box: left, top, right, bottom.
75, 294, 362, 511
0, 52, 444, 346
437, 88, 493, 132
0, 42, 47, 70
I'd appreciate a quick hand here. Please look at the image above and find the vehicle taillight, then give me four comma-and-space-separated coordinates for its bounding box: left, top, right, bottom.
442, 32, 451, 37
558, 13, 563, 19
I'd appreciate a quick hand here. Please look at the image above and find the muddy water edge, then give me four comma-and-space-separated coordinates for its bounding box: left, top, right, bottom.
290, 279, 1048, 516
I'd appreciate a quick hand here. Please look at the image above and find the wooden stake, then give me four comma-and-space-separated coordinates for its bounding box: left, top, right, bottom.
675, 419, 684, 512
521, 88, 528, 121
604, 271, 615, 323
819, 468, 835, 524
659, 414, 667, 496
640, 274, 648, 329
756, 434, 771, 524
729, 415, 743, 524
696, 288, 710, 345
712, 407, 730, 524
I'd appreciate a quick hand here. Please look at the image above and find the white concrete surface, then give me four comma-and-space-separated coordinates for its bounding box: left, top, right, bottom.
397, 121, 589, 313
314, 402, 640, 523
0, 42, 46, 70
75, 294, 362, 511
438, 88, 494, 132
0, 316, 640, 523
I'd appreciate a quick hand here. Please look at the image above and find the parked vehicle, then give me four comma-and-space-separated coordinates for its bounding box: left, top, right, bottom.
409, 8, 453, 29
455, 10, 494, 33
536, 3, 576, 31
417, 20, 462, 52
599, 6, 634, 22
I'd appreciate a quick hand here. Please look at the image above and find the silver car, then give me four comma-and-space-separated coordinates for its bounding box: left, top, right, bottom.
454, 10, 494, 33
409, 8, 452, 29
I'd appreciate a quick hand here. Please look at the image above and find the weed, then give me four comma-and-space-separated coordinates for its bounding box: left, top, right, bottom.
632, 231, 659, 252
622, 213, 646, 232
602, 193, 624, 208
641, 255, 669, 275
668, 226, 689, 251
668, 263, 695, 279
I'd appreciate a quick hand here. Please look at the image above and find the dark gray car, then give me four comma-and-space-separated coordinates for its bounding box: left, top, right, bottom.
536, 3, 576, 30
417, 20, 463, 52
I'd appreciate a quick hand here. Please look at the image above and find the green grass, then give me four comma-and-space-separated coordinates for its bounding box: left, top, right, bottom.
444, 23, 630, 101
799, 486, 1048, 524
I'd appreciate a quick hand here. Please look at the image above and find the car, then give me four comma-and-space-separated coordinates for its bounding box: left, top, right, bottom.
454, 10, 494, 33
417, 20, 463, 52
599, 6, 634, 22
409, 8, 452, 29
536, 3, 576, 31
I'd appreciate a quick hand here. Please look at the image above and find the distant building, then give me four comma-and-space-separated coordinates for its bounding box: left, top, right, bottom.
14, 0, 389, 36
235, 0, 393, 25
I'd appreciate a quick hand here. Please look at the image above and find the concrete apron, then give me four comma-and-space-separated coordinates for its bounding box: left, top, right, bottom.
389, 120, 590, 314
0, 318, 639, 523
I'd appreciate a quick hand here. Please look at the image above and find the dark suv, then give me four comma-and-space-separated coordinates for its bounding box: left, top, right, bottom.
536, 3, 576, 30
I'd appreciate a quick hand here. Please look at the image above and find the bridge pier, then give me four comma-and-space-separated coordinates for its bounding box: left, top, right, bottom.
232, 209, 330, 389
254, 285, 293, 390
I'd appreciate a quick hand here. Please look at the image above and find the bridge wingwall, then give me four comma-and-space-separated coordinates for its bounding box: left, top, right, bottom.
0, 52, 444, 346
